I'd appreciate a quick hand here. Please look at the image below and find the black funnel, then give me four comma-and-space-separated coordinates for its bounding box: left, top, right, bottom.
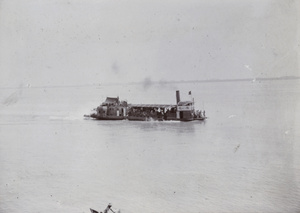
176, 90, 180, 104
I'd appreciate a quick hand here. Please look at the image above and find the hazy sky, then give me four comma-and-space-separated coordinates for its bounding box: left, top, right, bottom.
0, 0, 299, 87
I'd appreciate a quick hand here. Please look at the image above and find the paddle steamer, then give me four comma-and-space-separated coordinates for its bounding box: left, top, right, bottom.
88, 91, 206, 121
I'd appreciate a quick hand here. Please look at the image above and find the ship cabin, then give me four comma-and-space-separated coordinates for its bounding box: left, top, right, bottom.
97, 97, 127, 117
128, 104, 177, 121
177, 101, 195, 121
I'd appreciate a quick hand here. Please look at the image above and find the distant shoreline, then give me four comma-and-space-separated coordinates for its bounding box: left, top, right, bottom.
127, 76, 300, 85
1, 76, 299, 89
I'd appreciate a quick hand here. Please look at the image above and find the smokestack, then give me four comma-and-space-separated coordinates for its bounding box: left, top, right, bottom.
176, 90, 180, 104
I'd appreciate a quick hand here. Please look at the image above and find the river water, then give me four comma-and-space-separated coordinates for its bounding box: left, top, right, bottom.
0, 80, 300, 213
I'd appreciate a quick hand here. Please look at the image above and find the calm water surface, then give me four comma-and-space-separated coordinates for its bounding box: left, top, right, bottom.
0, 80, 300, 213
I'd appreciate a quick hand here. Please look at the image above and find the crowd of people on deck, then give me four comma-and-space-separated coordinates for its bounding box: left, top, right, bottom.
127, 107, 179, 120
128, 107, 169, 119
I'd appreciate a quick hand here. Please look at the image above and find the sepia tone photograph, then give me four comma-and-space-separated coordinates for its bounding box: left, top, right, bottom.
0, 0, 299, 212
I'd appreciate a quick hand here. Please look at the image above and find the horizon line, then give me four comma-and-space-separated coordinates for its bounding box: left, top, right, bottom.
1, 76, 299, 89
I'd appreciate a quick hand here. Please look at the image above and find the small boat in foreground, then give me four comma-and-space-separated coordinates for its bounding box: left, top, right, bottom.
90, 208, 99, 213
90, 203, 120, 213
